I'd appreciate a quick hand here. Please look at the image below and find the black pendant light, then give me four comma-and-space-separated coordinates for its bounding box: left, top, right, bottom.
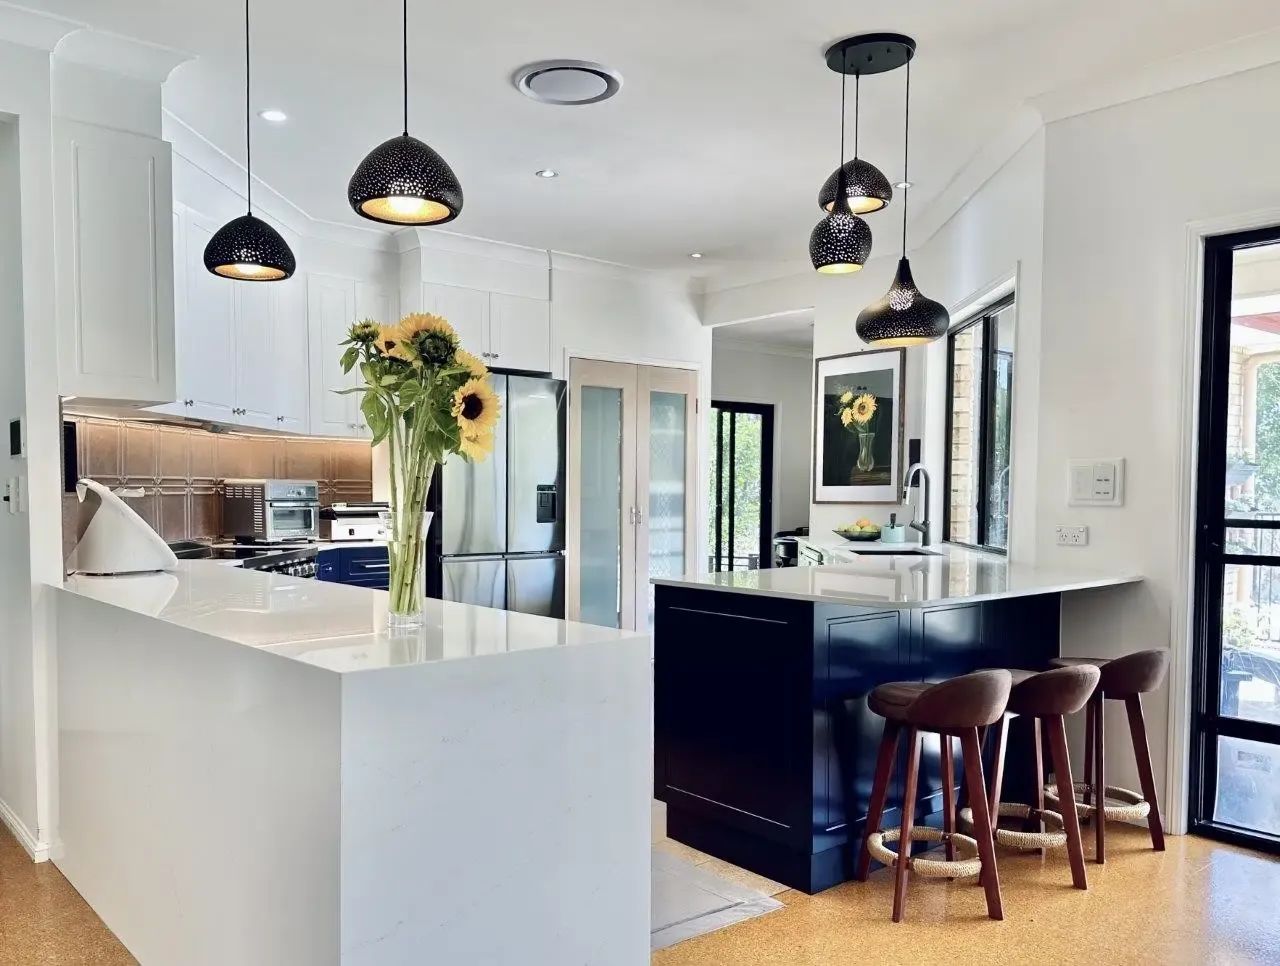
204, 0, 296, 281
818, 38, 894, 215
347, 0, 463, 226
855, 47, 950, 347
809, 69, 871, 275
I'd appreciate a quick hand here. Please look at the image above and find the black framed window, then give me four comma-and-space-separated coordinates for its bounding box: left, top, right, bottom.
944, 294, 1015, 553
709, 401, 775, 572
1190, 225, 1280, 856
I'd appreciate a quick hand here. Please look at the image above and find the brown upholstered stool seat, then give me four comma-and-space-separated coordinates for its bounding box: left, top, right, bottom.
965, 665, 1100, 891
1045, 650, 1170, 863
858, 670, 1013, 922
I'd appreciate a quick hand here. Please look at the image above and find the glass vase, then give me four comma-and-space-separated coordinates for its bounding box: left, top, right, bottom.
856, 430, 876, 474
385, 438, 437, 631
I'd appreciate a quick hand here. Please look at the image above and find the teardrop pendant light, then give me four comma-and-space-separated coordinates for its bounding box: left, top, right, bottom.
817, 39, 893, 216
855, 50, 950, 347
348, 0, 463, 225
204, 0, 296, 281
809, 70, 871, 274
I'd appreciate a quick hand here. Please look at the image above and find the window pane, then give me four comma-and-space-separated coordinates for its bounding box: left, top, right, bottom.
732, 412, 763, 570
579, 386, 623, 628
984, 306, 1015, 550
647, 391, 687, 628
948, 323, 984, 545
1214, 735, 1280, 836
1219, 563, 1280, 724
1225, 313, 1280, 516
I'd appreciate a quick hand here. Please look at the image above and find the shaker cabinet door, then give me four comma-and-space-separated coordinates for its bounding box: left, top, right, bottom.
489, 293, 550, 373
179, 214, 237, 423
422, 283, 489, 360
307, 274, 361, 437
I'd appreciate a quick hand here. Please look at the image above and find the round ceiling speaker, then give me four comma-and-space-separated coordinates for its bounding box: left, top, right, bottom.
514, 60, 623, 105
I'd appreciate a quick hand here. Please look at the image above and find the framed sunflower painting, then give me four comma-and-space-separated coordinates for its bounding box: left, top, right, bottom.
813, 348, 905, 504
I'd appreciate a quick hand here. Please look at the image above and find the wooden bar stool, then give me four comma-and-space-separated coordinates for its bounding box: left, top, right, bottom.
855, 670, 1012, 922
964, 665, 1099, 890
1044, 650, 1169, 864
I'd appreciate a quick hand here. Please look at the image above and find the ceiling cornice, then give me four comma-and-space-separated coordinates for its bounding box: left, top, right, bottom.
0, 1, 79, 51
55, 28, 191, 84
712, 336, 812, 360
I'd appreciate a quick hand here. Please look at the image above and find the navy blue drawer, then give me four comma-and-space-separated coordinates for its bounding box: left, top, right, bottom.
339, 546, 390, 582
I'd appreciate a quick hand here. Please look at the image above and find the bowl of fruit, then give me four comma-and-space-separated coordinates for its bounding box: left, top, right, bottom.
834, 519, 882, 542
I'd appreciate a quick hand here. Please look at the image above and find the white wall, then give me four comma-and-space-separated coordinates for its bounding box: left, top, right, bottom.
0, 37, 65, 859
710, 341, 812, 534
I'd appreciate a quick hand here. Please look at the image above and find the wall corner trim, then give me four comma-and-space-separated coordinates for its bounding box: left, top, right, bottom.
0, 795, 50, 862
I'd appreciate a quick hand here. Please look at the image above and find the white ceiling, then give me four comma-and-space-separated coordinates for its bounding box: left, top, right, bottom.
25, 0, 1280, 269
713, 312, 814, 351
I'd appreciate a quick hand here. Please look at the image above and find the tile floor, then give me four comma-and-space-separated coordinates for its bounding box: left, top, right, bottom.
3, 812, 1278, 965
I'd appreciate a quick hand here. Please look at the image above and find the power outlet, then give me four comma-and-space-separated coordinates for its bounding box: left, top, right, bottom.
1056, 525, 1088, 547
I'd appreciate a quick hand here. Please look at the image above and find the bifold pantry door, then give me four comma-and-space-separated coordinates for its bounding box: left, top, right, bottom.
567, 359, 699, 631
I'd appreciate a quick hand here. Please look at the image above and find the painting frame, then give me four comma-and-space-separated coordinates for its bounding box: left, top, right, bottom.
812, 348, 906, 504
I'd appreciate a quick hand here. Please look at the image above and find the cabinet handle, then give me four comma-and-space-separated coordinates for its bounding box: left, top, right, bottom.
184, 399, 193, 407
276, 416, 284, 423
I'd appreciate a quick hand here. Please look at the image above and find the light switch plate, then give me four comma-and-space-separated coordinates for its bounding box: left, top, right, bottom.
1067, 458, 1125, 507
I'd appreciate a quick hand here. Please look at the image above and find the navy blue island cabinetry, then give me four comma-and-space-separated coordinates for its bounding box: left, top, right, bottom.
316, 545, 390, 590
653, 552, 1138, 895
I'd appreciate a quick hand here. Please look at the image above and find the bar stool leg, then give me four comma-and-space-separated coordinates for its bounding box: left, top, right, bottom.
941, 734, 956, 862
960, 727, 1004, 921
1082, 698, 1095, 818
1046, 714, 1088, 890
1094, 696, 1106, 864
856, 720, 901, 882
1125, 694, 1166, 852
892, 728, 923, 923
986, 714, 1008, 833
1031, 717, 1045, 846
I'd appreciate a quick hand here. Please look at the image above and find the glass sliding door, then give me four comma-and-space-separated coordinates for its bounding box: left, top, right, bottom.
708, 402, 775, 572
568, 359, 699, 631
1192, 227, 1280, 853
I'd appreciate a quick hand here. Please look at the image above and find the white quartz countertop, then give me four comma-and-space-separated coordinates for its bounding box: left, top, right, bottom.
57, 561, 642, 673
653, 545, 1142, 608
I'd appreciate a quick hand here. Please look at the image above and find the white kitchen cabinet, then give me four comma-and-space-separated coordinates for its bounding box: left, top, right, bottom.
233, 285, 278, 430
54, 119, 176, 403
308, 274, 362, 438
489, 293, 551, 372
421, 284, 550, 373
274, 280, 310, 434
175, 213, 236, 423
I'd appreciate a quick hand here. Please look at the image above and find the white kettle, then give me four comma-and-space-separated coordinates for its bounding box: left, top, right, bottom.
68, 479, 178, 576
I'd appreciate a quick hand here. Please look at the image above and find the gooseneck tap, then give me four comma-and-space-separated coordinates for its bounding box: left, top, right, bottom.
902, 463, 933, 547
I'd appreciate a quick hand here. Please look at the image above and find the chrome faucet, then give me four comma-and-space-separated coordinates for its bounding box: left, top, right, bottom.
902, 463, 933, 547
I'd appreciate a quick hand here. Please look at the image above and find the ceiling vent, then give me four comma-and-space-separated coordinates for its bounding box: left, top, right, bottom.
514, 60, 623, 106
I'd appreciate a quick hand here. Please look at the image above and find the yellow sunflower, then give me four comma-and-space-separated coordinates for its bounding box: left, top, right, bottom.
456, 348, 489, 379
376, 323, 414, 362
398, 313, 456, 341
850, 393, 877, 424
459, 429, 495, 461
839, 390, 854, 405
840, 407, 855, 427
452, 378, 501, 435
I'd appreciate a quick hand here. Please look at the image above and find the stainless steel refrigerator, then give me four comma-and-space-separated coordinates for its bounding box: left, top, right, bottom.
427, 374, 566, 618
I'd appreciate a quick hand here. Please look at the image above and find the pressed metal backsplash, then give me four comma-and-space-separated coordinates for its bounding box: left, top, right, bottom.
63, 417, 373, 558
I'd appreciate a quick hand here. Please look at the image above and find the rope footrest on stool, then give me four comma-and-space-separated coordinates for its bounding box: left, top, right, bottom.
1044, 781, 1151, 822
866, 826, 983, 880
959, 803, 1068, 850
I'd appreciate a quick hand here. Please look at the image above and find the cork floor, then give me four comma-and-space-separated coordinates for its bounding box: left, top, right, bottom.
2, 819, 1277, 965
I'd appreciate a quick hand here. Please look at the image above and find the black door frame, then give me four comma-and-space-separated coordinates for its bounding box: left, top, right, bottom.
1190, 224, 1280, 855
711, 401, 776, 572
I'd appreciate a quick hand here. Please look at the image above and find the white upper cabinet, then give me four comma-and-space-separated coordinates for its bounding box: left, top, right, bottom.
233, 284, 278, 430
308, 274, 362, 438
54, 119, 176, 403
274, 280, 310, 434
422, 283, 550, 373
489, 293, 551, 373
177, 212, 236, 423
422, 283, 488, 360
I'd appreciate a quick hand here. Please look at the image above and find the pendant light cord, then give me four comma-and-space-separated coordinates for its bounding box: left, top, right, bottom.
244, 0, 252, 213
901, 58, 911, 258
853, 73, 860, 160
834, 67, 847, 205
402, 0, 409, 135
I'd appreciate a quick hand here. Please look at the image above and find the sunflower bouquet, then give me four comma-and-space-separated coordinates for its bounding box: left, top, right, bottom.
339, 313, 501, 625
835, 386, 880, 474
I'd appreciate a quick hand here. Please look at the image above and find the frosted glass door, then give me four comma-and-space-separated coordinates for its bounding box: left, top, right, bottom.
637, 368, 699, 630
568, 360, 638, 628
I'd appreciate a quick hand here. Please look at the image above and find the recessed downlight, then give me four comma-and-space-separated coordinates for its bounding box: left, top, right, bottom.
689, 252, 703, 259
895, 180, 913, 190
535, 169, 559, 179
514, 60, 623, 106
258, 109, 288, 122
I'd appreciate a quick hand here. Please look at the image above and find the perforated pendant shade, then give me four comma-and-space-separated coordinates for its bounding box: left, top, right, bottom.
855, 258, 949, 346
818, 158, 893, 214
348, 134, 463, 226
203, 213, 296, 281
809, 204, 872, 274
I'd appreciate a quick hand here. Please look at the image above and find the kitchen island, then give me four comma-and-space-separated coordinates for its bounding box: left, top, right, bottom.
53, 563, 651, 966
652, 546, 1140, 894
